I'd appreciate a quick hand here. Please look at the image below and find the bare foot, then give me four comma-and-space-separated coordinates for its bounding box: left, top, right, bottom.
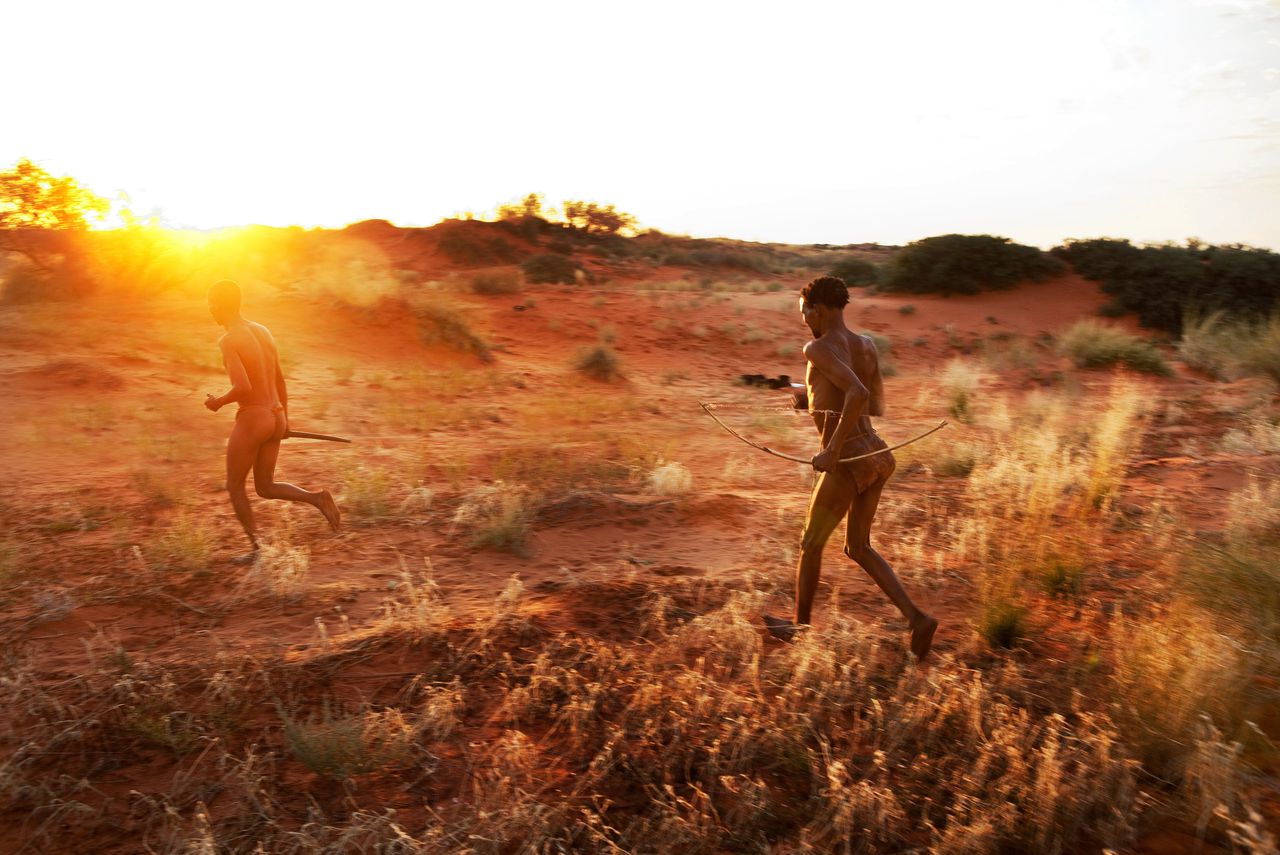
231, 550, 259, 566
764, 614, 807, 643
317, 490, 341, 532
910, 614, 938, 660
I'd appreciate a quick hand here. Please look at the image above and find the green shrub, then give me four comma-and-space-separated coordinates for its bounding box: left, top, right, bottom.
980, 598, 1028, 649
1058, 320, 1171, 375
879, 234, 1063, 295
1054, 239, 1280, 335
575, 345, 621, 381
436, 221, 519, 267
828, 257, 878, 286
522, 253, 581, 284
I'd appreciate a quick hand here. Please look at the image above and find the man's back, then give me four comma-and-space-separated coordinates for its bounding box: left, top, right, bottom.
220, 320, 281, 409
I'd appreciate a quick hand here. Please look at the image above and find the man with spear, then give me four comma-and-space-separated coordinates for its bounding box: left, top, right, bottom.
764, 275, 937, 658
204, 279, 341, 562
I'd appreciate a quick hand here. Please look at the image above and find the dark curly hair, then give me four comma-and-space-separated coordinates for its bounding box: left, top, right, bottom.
800, 276, 849, 309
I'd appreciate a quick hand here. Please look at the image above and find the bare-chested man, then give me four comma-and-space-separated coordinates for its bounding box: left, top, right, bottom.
766, 276, 937, 659
204, 280, 340, 561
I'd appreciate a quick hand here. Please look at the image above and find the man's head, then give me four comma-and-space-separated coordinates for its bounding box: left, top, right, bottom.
208, 279, 241, 326
798, 276, 849, 336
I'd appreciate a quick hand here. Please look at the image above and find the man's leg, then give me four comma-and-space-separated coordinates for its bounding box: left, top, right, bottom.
843, 477, 937, 658
794, 469, 857, 625
252, 418, 340, 531
226, 417, 265, 555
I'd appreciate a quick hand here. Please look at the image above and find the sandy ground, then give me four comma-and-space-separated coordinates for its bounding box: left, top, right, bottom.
0, 260, 1276, 851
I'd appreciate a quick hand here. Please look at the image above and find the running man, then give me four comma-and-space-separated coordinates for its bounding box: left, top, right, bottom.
204, 280, 340, 561
766, 276, 937, 659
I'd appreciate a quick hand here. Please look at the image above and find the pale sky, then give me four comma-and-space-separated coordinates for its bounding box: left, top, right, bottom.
5, 0, 1278, 249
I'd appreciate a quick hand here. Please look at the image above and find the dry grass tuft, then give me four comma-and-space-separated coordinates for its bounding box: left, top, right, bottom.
452, 482, 536, 555
575, 344, 622, 381
280, 702, 422, 780
1180, 311, 1280, 384
413, 299, 492, 360
932, 440, 980, 476
939, 358, 987, 422
1109, 604, 1247, 772
467, 268, 523, 295
646, 460, 694, 496
239, 541, 309, 599
1058, 319, 1171, 375
954, 382, 1147, 651
341, 464, 397, 523
147, 512, 216, 572
1219, 417, 1280, 455
378, 557, 451, 641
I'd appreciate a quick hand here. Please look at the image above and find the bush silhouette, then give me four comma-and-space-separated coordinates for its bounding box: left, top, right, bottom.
1053, 239, 1280, 334
522, 253, 581, 285
879, 234, 1063, 296
829, 257, 878, 286
435, 221, 520, 267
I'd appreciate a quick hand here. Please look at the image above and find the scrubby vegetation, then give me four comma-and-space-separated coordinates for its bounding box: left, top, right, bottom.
1054, 238, 1280, 335
412, 300, 492, 361
435, 220, 522, 267
465, 268, 523, 295
1057, 319, 1171, 375
828, 256, 878, 286
1179, 311, 1280, 384
522, 253, 582, 285
879, 234, 1064, 295
3, 163, 1278, 852
575, 344, 622, 381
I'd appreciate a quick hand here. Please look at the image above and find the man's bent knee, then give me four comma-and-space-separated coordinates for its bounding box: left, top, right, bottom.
844, 542, 872, 561
801, 530, 833, 556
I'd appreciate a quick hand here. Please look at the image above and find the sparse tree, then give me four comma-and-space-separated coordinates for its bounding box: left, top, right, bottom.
0, 159, 107, 267
561, 200, 637, 236
497, 193, 546, 222
0, 159, 108, 300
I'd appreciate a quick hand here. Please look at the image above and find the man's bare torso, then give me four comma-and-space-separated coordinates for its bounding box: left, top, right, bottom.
221, 320, 282, 410
805, 329, 882, 446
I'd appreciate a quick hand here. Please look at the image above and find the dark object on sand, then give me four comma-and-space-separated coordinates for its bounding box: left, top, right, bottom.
739, 373, 806, 409
739, 373, 792, 389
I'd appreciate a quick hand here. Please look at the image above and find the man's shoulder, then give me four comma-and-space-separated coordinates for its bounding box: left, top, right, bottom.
247, 320, 276, 344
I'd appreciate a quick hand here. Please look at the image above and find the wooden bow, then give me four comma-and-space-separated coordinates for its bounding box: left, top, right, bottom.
699, 402, 947, 465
